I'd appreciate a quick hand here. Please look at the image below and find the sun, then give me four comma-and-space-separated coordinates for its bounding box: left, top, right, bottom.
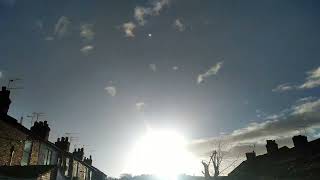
124, 129, 198, 179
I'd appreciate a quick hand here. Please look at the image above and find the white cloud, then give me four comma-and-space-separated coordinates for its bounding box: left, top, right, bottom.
273, 66, 320, 92
292, 98, 320, 115
299, 66, 320, 89
136, 102, 146, 112
105, 86, 117, 96
188, 97, 320, 172
172, 66, 179, 71
197, 61, 223, 84
80, 24, 95, 41
133, 0, 169, 26
272, 83, 295, 92
149, 64, 157, 72
152, 0, 169, 14
134, 6, 151, 26
173, 18, 185, 32
54, 16, 71, 38
122, 22, 136, 37
80, 45, 94, 55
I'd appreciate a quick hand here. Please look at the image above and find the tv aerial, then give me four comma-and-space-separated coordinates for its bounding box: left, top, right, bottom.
7, 78, 24, 90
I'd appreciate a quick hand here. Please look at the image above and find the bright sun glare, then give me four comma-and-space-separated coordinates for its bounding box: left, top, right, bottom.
124, 129, 199, 180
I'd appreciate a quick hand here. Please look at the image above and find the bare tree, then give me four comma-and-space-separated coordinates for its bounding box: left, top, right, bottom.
201, 160, 211, 180
210, 141, 224, 177
201, 140, 240, 179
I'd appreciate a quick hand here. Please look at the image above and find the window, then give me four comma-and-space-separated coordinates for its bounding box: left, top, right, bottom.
43, 148, 52, 165
21, 141, 32, 166
65, 157, 70, 176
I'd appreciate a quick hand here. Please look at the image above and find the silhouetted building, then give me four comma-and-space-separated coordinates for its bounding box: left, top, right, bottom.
0, 86, 107, 180
228, 135, 320, 180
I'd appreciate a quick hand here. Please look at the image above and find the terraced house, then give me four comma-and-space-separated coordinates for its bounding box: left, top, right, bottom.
0, 86, 107, 180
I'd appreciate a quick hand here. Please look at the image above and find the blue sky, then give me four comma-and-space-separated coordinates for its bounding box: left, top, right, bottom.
0, 0, 320, 177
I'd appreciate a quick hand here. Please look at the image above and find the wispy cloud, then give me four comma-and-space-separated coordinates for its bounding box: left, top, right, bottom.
189, 97, 320, 160
272, 83, 295, 92
173, 18, 185, 32
122, 22, 136, 37
299, 66, 320, 89
80, 45, 94, 55
134, 0, 169, 26
105, 86, 117, 97
136, 102, 146, 112
172, 66, 179, 71
80, 24, 95, 41
149, 64, 157, 72
121, 0, 170, 36
273, 66, 320, 92
197, 61, 223, 84
54, 16, 71, 38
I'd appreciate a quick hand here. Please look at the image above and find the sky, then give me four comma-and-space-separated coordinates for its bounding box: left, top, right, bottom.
0, 0, 320, 177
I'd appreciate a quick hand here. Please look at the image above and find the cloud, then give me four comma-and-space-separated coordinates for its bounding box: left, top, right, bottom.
45, 36, 54, 41
172, 66, 179, 71
173, 18, 185, 32
292, 98, 320, 115
273, 66, 320, 92
134, 0, 169, 26
272, 83, 295, 92
149, 64, 157, 72
136, 102, 146, 112
188, 97, 320, 165
80, 24, 95, 41
54, 16, 71, 38
299, 66, 320, 89
134, 6, 151, 26
80, 45, 94, 55
105, 86, 117, 96
122, 22, 136, 37
197, 61, 223, 84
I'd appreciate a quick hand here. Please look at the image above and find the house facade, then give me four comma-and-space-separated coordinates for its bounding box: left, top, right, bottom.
0, 86, 107, 180
228, 135, 320, 180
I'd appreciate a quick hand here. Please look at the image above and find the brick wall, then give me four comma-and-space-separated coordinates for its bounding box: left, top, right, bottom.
0, 118, 42, 166
0, 119, 27, 166
29, 140, 41, 165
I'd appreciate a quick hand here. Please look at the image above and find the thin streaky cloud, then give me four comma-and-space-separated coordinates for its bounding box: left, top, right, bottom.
80, 45, 94, 55
149, 64, 157, 72
189, 97, 320, 161
272, 83, 295, 92
136, 102, 146, 112
80, 24, 95, 41
173, 18, 185, 32
105, 86, 117, 97
299, 66, 320, 89
54, 16, 71, 38
273, 66, 320, 92
122, 22, 136, 37
197, 61, 223, 84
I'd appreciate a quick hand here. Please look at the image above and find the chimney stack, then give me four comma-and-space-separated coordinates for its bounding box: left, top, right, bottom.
245, 151, 256, 161
73, 148, 84, 160
30, 121, 50, 141
266, 140, 278, 154
293, 135, 308, 150
55, 137, 70, 152
84, 155, 93, 165
0, 86, 11, 116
